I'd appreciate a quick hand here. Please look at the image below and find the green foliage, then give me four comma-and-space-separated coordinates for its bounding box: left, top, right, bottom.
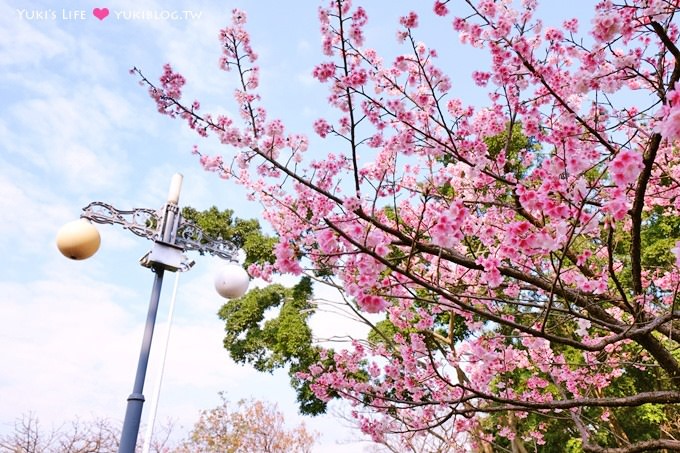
182, 206, 277, 267
181, 206, 327, 415
219, 278, 313, 371
218, 277, 328, 415
608, 205, 680, 293
484, 122, 533, 158
367, 319, 400, 346
486, 122, 538, 179
640, 207, 680, 270
433, 311, 470, 343
564, 438, 583, 453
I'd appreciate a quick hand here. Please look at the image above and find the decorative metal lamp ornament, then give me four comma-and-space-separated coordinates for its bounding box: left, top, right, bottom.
57, 174, 249, 453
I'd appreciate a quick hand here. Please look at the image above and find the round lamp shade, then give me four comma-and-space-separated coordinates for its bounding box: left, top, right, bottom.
214, 263, 250, 299
56, 219, 101, 260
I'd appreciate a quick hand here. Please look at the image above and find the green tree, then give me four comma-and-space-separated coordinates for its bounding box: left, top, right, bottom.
182, 206, 276, 268
218, 278, 328, 415
182, 207, 328, 415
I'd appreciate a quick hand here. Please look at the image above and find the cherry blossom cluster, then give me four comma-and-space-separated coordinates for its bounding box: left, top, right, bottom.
138, 0, 680, 450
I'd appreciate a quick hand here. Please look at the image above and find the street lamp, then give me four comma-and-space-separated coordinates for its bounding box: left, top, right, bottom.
56, 173, 250, 453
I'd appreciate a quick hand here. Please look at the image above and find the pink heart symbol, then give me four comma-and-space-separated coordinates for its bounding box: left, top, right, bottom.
93, 7, 109, 20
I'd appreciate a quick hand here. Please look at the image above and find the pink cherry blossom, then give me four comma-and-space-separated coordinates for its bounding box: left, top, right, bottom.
433, 1, 448, 16
657, 107, 680, 141
399, 11, 418, 29
609, 149, 644, 187
672, 240, 680, 268
358, 294, 388, 313
136, 0, 680, 450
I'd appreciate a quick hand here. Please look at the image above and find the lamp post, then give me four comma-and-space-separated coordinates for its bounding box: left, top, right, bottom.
56, 174, 250, 453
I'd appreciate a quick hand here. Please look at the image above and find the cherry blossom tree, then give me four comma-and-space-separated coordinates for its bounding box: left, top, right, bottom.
173, 395, 317, 453
136, 0, 680, 451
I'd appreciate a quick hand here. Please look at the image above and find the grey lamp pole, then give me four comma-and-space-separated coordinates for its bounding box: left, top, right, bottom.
119, 266, 165, 453
56, 174, 250, 453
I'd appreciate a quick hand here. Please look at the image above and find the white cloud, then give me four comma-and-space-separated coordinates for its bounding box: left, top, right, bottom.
0, 277, 138, 422
297, 70, 317, 87
0, 166, 74, 256
297, 39, 312, 53
11, 96, 128, 177
0, 262, 279, 439
0, 4, 72, 67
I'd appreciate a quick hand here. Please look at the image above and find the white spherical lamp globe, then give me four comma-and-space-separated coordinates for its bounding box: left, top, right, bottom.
214, 263, 250, 299
56, 219, 101, 260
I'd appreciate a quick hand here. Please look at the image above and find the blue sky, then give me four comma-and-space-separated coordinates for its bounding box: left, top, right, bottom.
0, 0, 593, 450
